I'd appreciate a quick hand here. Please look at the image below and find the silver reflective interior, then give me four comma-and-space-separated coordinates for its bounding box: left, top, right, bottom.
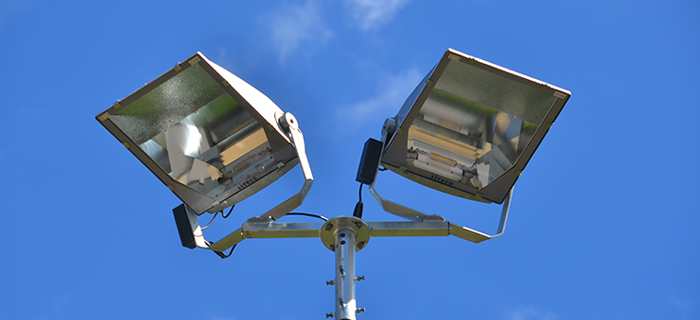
111, 64, 278, 198
406, 59, 557, 189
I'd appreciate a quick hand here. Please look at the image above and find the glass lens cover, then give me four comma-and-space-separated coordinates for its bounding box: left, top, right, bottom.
404, 58, 557, 189
111, 64, 277, 199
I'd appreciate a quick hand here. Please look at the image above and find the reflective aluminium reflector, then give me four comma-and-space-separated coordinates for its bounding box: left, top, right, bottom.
381, 49, 571, 204
96, 52, 300, 215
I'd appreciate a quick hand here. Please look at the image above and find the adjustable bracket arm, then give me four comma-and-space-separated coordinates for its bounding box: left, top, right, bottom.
368, 180, 513, 243
258, 112, 314, 221
448, 188, 511, 242
202, 187, 510, 252
207, 221, 323, 252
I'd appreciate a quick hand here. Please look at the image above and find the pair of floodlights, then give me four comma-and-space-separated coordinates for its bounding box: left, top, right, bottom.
96, 49, 569, 319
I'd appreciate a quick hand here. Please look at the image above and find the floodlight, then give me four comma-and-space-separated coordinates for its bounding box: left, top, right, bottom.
96, 52, 313, 223
374, 49, 570, 205
96, 48, 571, 320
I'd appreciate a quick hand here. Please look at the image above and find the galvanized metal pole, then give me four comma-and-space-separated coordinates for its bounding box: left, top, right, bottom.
334, 227, 356, 320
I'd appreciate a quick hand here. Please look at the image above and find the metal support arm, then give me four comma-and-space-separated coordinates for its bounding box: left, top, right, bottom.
369, 180, 513, 243
205, 214, 508, 252
198, 215, 511, 319
260, 112, 314, 222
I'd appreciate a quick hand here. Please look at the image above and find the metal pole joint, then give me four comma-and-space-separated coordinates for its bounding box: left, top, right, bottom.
321, 216, 370, 320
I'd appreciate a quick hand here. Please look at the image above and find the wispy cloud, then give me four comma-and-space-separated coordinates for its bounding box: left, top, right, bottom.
344, 0, 411, 31
265, 0, 333, 64
336, 68, 422, 126
503, 306, 558, 320
671, 296, 697, 320
0, 0, 28, 32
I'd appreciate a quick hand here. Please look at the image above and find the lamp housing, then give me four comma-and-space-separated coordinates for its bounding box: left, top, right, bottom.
380, 49, 571, 204
96, 52, 303, 215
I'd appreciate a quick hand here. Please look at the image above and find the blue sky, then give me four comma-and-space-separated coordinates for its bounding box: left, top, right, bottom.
1, 0, 699, 319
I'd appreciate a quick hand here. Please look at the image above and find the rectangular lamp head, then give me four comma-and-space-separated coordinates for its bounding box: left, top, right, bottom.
96, 52, 300, 215
381, 49, 571, 204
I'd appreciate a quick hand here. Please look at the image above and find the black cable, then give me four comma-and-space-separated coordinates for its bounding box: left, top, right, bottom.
214, 244, 237, 259
206, 240, 236, 259
222, 205, 234, 218
358, 182, 363, 202
286, 212, 329, 221
353, 182, 364, 219
202, 206, 234, 231
200, 211, 219, 230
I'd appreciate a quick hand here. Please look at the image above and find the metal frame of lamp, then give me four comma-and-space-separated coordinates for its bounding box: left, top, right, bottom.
96, 49, 570, 320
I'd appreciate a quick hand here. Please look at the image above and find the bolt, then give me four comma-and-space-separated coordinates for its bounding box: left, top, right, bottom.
355, 275, 365, 282
340, 232, 346, 238
357, 241, 365, 250
330, 244, 335, 251
355, 221, 362, 229
325, 223, 333, 231
356, 307, 366, 314
339, 265, 345, 276
325, 313, 334, 318
340, 240, 346, 245
326, 280, 335, 286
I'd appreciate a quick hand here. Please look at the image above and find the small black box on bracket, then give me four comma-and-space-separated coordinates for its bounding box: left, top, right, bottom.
356, 138, 383, 184
173, 204, 200, 249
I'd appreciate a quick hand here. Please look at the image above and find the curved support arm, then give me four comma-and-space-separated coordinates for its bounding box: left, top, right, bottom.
448, 188, 512, 243
202, 187, 510, 251
368, 181, 427, 221
260, 112, 314, 221
369, 176, 513, 244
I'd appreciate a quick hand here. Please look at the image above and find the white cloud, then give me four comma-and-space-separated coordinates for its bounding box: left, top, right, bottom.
0, 0, 28, 32
503, 306, 558, 320
671, 297, 697, 320
338, 68, 423, 125
266, 0, 333, 64
344, 0, 411, 31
